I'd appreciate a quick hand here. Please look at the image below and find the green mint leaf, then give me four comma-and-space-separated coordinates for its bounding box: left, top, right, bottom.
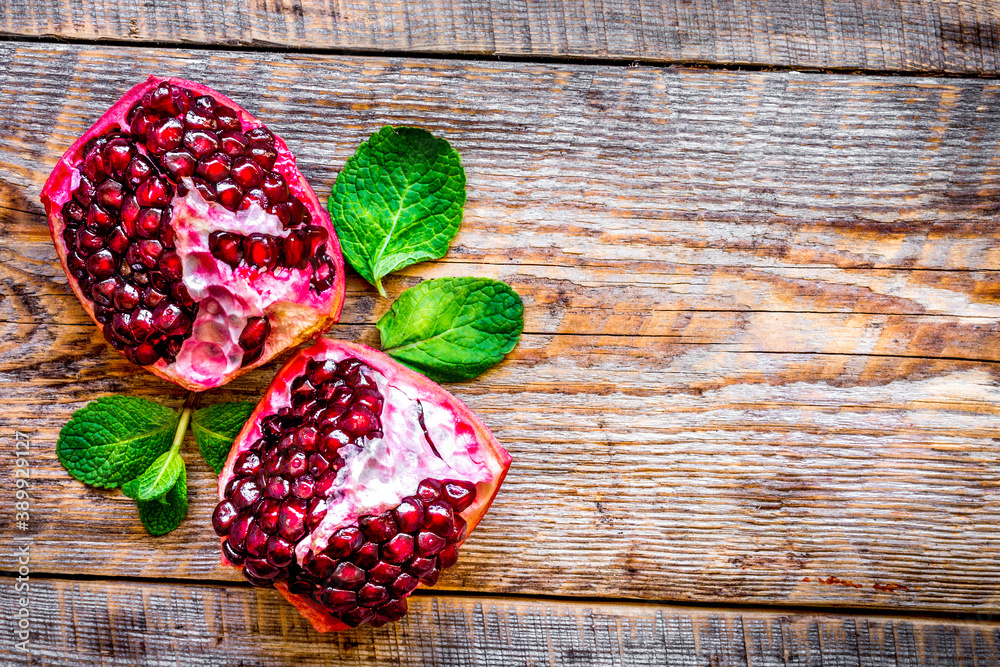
192, 402, 255, 475
57, 396, 180, 489
136, 466, 188, 536
121, 450, 183, 501
377, 277, 524, 382
330, 126, 466, 296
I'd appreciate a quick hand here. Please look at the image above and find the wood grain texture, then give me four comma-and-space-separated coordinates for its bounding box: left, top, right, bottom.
1, 45, 1000, 612
3, 577, 999, 667
2, 0, 1000, 75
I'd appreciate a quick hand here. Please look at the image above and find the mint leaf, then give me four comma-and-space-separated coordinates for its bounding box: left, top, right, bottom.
121, 450, 183, 501
330, 126, 466, 296
377, 277, 524, 382
136, 466, 188, 536
192, 402, 255, 474
57, 396, 180, 489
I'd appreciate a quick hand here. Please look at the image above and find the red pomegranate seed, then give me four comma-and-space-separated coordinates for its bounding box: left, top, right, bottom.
239, 316, 270, 350
103, 138, 134, 177
305, 552, 338, 579
360, 512, 397, 542
231, 157, 264, 188
319, 588, 357, 614
112, 282, 140, 311
278, 498, 308, 541
91, 278, 119, 307
245, 524, 269, 558
215, 177, 244, 210
76, 227, 104, 254
86, 249, 115, 279
239, 188, 269, 211
184, 108, 218, 131
393, 498, 425, 534
184, 129, 220, 158
86, 203, 112, 230
147, 117, 184, 153
416, 531, 446, 557
213, 105, 241, 131
97, 179, 124, 210
352, 542, 379, 569
213, 500, 239, 536
260, 173, 288, 203
220, 130, 249, 156
152, 301, 191, 336
196, 152, 231, 182
243, 234, 277, 269
331, 561, 366, 590
383, 533, 416, 564
158, 251, 182, 281
357, 583, 389, 608
391, 573, 419, 598
423, 501, 455, 537
136, 176, 172, 207
160, 149, 197, 179
209, 231, 243, 268
415, 479, 442, 504
248, 145, 277, 170
339, 405, 378, 437
265, 476, 291, 500
228, 514, 252, 551
267, 536, 295, 567
328, 526, 363, 558
257, 499, 281, 534
368, 561, 403, 585
74, 176, 97, 207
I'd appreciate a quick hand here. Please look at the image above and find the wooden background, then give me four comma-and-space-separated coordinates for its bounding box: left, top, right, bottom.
2, 1, 1000, 665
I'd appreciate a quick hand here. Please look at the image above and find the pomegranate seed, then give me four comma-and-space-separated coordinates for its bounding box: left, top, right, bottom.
291, 475, 315, 499
184, 108, 218, 131
213, 500, 239, 536
184, 129, 220, 158
442, 480, 477, 512
391, 573, 419, 598
265, 476, 291, 500
416, 479, 442, 504
339, 405, 378, 437
216, 177, 244, 210
360, 512, 398, 542
248, 144, 277, 170
407, 557, 436, 579
213, 106, 241, 131
147, 82, 180, 115
209, 231, 243, 268
196, 152, 231, 182
246, 524, 269, 558
86, 203, 112, 231
261, 172, 288, 203
97, 179, 124, 210
257, 499, 281, 534
82, 149, 106, 182
147, 117, 185, 153
221, 540, 245, 565
136, 176, 172, 207
383, 533, 415, 564
160, 149, 197, 179
158, 251, 182, 281
438, 544, 460, 569
229, 477, 262, 509
219, 130, 249, 156
239, 316, 270, 350
246, 127, 274, 144
103, 138, 134, 177
267, 536, 295, 567
239, 188, 269, 212
111, 282, 140, 311
352, 542, 379, 569
243, 234, 277, 269
76, 227, 105, 254
152, 301, 191, 336
393, 498, 425, 534
278, 498, 308, 541
331, 561, 366, 590
86, 249, 115, 279
319, 588, 357, 614
193, 95, 216, 112
245, 558, 280, 581
305, 552, 338, 579
269, 202, 292, 227
228, 514, 252, 551
91, 278, 119, 307
376, 598, 408, 623
416, 531, 446, 557
74, 176, 97, 207
357, 583, 389, 608
423, 501, 455, 537
136, 239, 163, 268
231, 157, 264, 188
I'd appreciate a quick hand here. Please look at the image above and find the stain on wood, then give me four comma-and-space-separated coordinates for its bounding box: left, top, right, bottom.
0, 1, 998, 75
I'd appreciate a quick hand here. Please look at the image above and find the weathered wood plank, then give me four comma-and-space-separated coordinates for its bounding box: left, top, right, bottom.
2, 577, 998, 667
2, 45, 1000, 612
1, 0, 999, 75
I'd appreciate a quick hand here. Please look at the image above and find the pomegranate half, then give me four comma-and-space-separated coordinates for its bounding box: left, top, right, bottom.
213, 338, 511, 630
41, 76, 345, 391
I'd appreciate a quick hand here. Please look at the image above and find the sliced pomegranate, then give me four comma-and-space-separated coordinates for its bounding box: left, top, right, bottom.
215, 339, 511, 631
40, 76, 346, 391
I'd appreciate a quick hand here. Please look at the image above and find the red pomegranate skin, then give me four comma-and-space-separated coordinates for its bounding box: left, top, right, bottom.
40, 76, 346, 391
217, 338, 512, 631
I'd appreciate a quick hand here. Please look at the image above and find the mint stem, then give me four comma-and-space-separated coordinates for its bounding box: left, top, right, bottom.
171, 392, 197, 457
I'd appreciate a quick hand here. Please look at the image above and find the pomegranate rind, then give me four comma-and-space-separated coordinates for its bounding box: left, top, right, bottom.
40, 75, 346, 391
218, 338, 512, 632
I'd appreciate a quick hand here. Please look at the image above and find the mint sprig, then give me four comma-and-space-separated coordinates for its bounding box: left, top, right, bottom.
57, 395, 248, 537
330, 126, 466, 296
377, 277, 524, 382
192, 402, 255, 474
57, 396, 179, 489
